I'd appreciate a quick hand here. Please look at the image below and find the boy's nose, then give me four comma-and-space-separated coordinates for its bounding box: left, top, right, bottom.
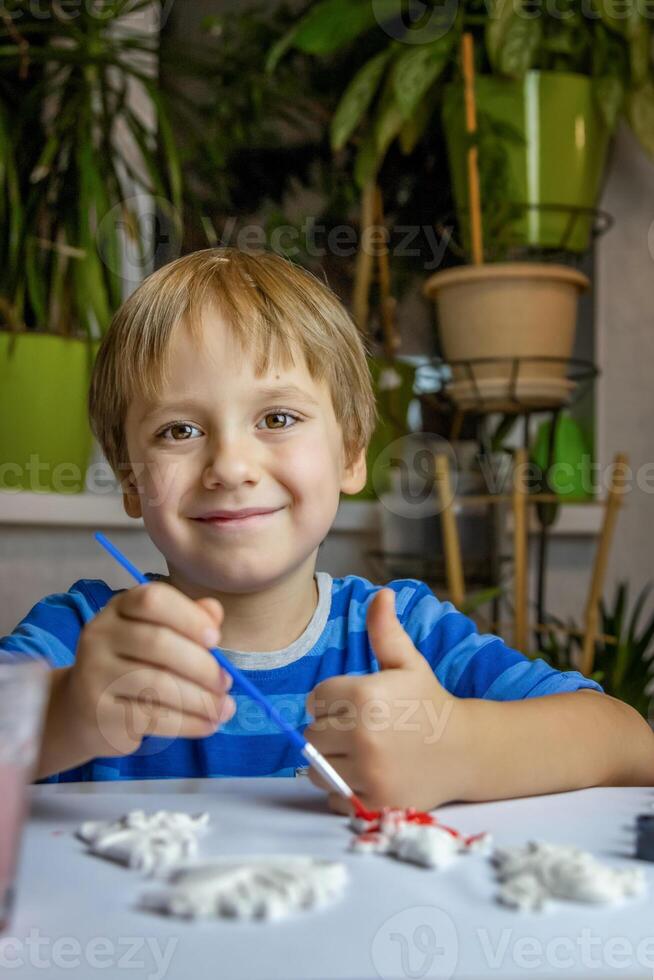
201, 440, 261, 489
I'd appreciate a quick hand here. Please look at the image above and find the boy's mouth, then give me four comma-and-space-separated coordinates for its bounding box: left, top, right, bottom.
192, 506, 284, 529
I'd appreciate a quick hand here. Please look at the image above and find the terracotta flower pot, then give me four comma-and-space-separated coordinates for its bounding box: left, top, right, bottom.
423, 262, 589, 411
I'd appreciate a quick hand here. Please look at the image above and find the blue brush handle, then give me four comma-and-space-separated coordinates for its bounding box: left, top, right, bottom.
94, 532, 307, 754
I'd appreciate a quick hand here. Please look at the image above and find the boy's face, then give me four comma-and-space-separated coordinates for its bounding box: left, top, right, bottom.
122, 306, 367, 593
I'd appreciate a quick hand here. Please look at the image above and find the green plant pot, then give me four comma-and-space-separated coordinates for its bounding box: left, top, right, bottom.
0, 332, 99, 494
349, 357, 417, 502
442, 72, 611, 254
531, 414, 593, 501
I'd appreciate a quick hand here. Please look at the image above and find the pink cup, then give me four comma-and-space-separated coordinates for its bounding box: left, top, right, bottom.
0, 660, 49, 932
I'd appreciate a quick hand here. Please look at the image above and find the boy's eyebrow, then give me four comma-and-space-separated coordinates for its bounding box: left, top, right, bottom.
253, 383, 320, 406
139, 384, 320, 423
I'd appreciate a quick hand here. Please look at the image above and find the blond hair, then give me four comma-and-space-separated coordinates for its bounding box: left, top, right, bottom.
89, 248, 378, 478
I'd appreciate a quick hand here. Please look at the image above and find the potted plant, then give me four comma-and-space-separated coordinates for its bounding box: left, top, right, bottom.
0, 2, 182, 493
270, 0, 654, 254
540, 582, 654, 721
274, 4, 637, 408
424, 33, 590, 410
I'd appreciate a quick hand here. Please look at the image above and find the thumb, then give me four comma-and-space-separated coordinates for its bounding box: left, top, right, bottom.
367, 588, 420, 671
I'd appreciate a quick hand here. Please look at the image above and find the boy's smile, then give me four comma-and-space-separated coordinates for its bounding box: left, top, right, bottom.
121, 304, 366, 649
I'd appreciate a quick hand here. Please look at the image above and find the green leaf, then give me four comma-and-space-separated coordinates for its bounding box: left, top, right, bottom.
594, 76, 625, 129
398, 91, 434, 153
485, 0, 516, 69
265, 25, 300, 73
627, 82, 654, 157
486, 0, 542, 76
629, 21, 651, 86
354, 129, 381, 188
286, 0, 379, 56
268, 0, 405, 65
374, 74, 405, 155
461, 586, 502, 616
393, 34, 454, 119
330, 48, 393, 151
353, 71, 406, 186
144, 82, 183, 210
497, 13, 542, 76
24, 236, 48, 329
593, 0, 643, 38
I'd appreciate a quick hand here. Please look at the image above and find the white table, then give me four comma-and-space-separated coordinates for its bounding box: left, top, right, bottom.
5, 780, 654, 979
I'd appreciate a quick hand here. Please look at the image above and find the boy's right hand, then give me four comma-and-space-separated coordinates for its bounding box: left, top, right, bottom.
62, 582, 235, 758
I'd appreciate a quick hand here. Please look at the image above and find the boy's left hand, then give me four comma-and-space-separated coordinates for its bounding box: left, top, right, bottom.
304, 589, 467, 813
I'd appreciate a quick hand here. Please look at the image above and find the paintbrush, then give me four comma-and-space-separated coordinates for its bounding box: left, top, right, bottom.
93, 531, 374, 820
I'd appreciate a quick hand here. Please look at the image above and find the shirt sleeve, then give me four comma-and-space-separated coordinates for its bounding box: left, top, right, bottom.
0, 580, 106, 668
395, 580, 604, 700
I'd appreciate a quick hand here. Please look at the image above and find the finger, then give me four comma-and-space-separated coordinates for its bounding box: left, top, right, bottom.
326, 792, 354, 816
306, 755, 360, 794
307, 675, 365, 719
304, 721, 353, 756
108, 664, 235, 727
117, 582, 223, 649
108, 618, 231, 694
113, 698, 234, 741
195, 597, 224, 632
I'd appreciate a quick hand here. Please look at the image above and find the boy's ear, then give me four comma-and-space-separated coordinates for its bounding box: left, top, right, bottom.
119, 466, 142, 519
340, 447, 367, 495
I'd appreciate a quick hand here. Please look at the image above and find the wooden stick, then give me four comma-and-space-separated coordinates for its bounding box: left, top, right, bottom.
373, 186, 400, 360
352, 181, 378, 335
434, 454, 465, 609
512, 447, 529, 651
461, 33, 484, 265
579, 453, 629, 676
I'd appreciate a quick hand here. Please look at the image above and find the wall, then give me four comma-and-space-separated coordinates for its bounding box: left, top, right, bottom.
542, 123, 654, 626
597, 124, 654, 599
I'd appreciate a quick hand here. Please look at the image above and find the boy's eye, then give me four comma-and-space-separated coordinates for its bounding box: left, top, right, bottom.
158, 422, 202, 441
257, 411, 301, 431
156, 411, 301, 441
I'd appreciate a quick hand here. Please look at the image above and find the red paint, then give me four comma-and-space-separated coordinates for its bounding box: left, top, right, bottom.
404, 808, 437, 826
350, 803, 490, 858
350, 793, 377, 822
358, 832, 383, 844
351, 804, 482, 848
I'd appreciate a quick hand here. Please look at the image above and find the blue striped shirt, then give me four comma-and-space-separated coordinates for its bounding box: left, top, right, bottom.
0, 572, 602, 781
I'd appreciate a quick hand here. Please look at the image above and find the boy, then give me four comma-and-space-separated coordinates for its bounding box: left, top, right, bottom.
2, 248, 653, 811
